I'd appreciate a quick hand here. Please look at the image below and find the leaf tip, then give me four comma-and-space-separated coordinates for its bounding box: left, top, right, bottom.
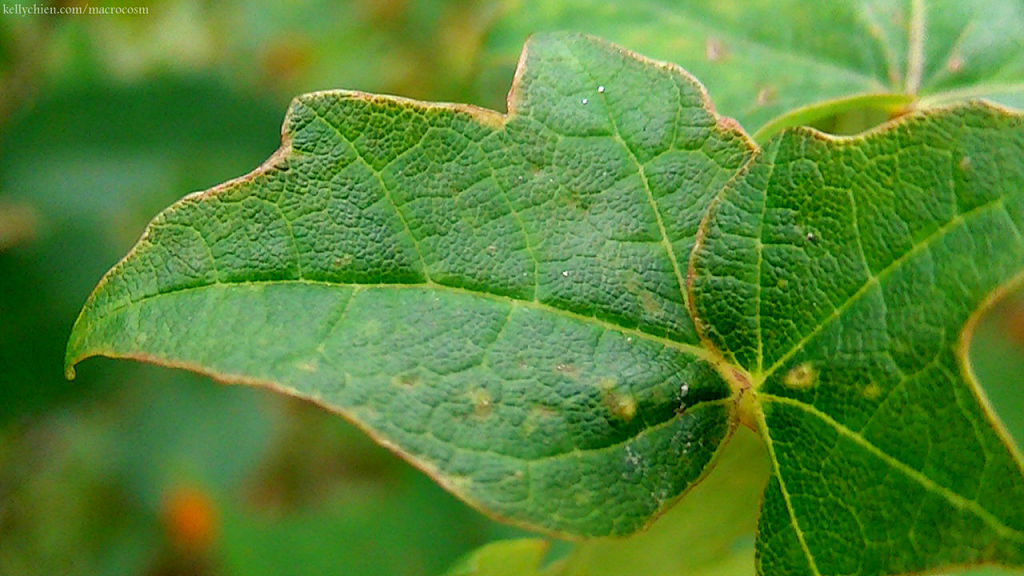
63, 311, 94, 381
63, 329, 83, 380
63, 337, 82, 381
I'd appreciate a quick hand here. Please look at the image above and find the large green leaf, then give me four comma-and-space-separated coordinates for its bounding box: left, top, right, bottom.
478, 0, 1024, 139
65, 33, 1024, 574
66, 32, 753, 537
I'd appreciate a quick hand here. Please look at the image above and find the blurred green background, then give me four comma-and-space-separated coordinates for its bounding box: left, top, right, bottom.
1, 2, 1022, 575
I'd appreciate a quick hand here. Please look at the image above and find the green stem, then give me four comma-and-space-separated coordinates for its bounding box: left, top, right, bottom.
905, 0, 926, 94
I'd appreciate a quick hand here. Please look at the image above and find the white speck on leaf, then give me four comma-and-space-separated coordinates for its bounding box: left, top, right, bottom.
581, 98, 588, 105
561, 270, 570, 277
622, 446, 643, 480
597, 85, 605, 93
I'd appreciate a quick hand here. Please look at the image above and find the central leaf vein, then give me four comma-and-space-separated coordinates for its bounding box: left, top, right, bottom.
100, 277, 717, 364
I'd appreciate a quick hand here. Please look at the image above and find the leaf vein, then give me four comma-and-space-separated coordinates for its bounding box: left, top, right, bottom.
482, 148, 540, 300
564, 42, 692, 314
763, 393, 1023, 541
304, 104, 433, 283
763, 191, 1011, 378
425, 397, 730, 464
756, 407, 824, 576
97, 277, 717, 365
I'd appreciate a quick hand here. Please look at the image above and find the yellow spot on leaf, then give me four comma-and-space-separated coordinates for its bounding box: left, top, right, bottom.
640, 290, 662, 316
784, 362, 818, 390
391, 371, 420, 388
524, 404, 555, 434
863, 382, 882, 399
602, 381, 637, 422
471, 389, 493, 418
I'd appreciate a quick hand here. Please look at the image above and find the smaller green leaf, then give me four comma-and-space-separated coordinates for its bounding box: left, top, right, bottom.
443, 539, 550, 576
689, 104, 1024, 575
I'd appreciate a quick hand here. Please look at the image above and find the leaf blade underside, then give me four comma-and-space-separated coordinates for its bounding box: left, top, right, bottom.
65, 33, 754, 537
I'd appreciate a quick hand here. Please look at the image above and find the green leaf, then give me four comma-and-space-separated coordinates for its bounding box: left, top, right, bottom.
478, 0, 1024, 139
443, 539, 549, 576
689, 107, 1024, 573
66, 32, 754, 537
65, 32, 1024, 574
